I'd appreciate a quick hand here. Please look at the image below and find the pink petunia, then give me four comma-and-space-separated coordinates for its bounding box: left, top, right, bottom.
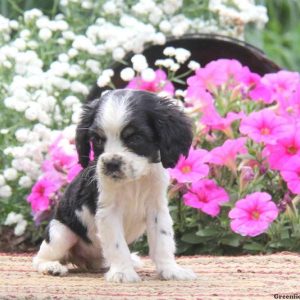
229, 192, 278, 237
126, 69, 174, 95
187, 59, 243, 92
264, 124, 300, 170
202, 109, 244, 134
261, 70, 300, 103
169, 147, 209, 183
239, 109, 287, 145
67, 164, 82, 183
183, 179, 229, 217
27, 175, 62, 213
237, 67, 272, 103
185, 86, 214, 110
207, 138, 247, 172
280, 156, 300, 194
276, 84, 300, 119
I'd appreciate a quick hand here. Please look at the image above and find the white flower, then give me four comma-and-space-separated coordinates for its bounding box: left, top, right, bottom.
86, 59, 101, 73
71, 81, 89, 95
15, 128, 29, 143
27, 40, 38, 49
12, 38, 26, 50
4, 168, 18, 181
68, 48, 78, 58
131, 54, 148, 72
63, 125, 76, 141
20, 29, 31, 39
19, 176, 32, 188
63, 95, 80, 108
153, 32, 166, 45
9, 20, 19, 30
4, 212, 23, 226
25, 105, 39, 121
162, 0, 183, 14
4, 212, 27, 236
14, 220, 27, 236
0, 129, 9, 134
38, 28, 52, 41
62, 30, 75, 40
81, 1, 94, 9
0, 175, 5, 186
163, 46, 176, 57
24, 8, 43, 23
120, 67, 135, 81
141, 68, 156, 82
174, 48, 191, 63
97, 75, 111, 87
58, 53, 69, 62
103, 1, 118, 14
149, 7, 163, 24
36, 16, 50, 28
170, 62, 180, 72
0, 185, 12, 198
102, 69, 114, 78
188, 60, 200, 71
112, 47, 126, 61
159, 20, 171, 32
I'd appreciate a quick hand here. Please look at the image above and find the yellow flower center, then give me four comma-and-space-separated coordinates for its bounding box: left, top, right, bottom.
260, 127, 270, 135
287, 145, 297, 155
181, 165, 192, 174
251, 211, 260, 220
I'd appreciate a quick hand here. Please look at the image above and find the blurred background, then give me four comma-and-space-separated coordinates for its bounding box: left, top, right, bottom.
1, 0, 300, 71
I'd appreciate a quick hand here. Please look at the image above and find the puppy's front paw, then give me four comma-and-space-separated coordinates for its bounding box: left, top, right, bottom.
158, 264, 197, 281
105, 267, 141, 283
33, 257, 68, 276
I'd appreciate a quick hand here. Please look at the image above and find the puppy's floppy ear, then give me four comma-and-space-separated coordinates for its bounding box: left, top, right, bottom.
75, 99, 100, 168
150, 96, 193, 168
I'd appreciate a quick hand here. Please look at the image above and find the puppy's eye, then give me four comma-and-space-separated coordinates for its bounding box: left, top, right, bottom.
92, 135, 106, 145
126, 133, 143, 143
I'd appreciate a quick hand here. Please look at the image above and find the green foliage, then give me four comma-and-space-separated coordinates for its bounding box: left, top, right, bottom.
246, 0, 300, 71
0, 0, 58, 19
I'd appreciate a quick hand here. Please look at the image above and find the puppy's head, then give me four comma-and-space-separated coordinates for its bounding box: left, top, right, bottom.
76, 89, 192, 182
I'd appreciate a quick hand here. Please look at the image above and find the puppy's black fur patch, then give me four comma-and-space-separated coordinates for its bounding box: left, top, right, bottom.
46, 164, 98, 244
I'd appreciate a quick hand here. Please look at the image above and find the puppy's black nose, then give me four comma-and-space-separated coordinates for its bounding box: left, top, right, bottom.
104, 160, 121, 173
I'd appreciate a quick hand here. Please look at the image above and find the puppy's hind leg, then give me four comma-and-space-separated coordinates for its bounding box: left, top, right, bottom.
33, 219, 78, 276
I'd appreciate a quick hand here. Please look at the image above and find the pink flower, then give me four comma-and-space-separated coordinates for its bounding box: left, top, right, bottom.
67, 164, 82, 183
127, 69, 174, 95
276, 84, 300, 119
280, 156, 300, 194
229, 192, 278, 237
27, 175, 62, 213
239, 109, 287, 144
264, 124, 300, 170
186, 86, 214, 110
169, 147, 209, 183
207, 138, 247, 172
202, 109, 244, 134
183, 179, 229, 217
262, 70, 300, 103
187, 59, 243, 92
237, 67, 272, 103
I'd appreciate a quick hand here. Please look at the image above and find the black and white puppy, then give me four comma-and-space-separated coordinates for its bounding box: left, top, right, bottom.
33, 89, 196, 282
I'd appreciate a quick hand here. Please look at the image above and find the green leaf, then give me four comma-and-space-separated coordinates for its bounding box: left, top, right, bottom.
220, 235, 241, 247
243, 242, 264, 252
196, 228, 219, 237
181, 233, 205, 244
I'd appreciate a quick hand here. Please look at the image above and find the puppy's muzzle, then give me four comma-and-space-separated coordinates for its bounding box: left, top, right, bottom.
101, 155, 124, 179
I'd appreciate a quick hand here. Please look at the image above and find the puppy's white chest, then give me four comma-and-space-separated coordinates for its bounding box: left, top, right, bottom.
119, 183, 149, 243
